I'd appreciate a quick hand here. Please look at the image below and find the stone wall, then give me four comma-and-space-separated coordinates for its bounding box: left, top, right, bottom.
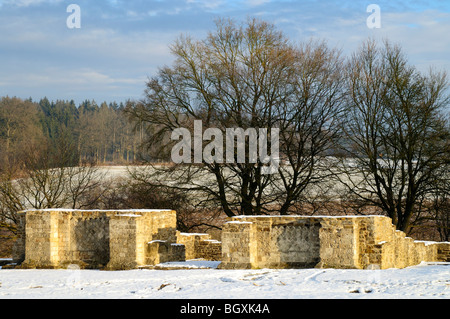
177, 233, 222, 261
106, 210, 179, 270
146, 241, 185, 265
219, 215, 450, 270
13, 209, 184, 270
436, 243, 450, 262
13, 210, 449, 271
220, 221, 256, 269
196, 239, 222, 261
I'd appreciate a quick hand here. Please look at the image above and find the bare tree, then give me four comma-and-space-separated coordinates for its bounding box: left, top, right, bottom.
335, 39, 450, 232
0, 96, 43, 165
0, 137, 106, 234
275, 40, 345, 215
412, 156, 450, 241
126, 18, 344, 217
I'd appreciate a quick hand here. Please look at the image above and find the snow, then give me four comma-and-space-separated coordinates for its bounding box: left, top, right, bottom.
231, 215, 390, 219
20, 209, 172, 213
415, 240, 450, 246
153, 260, 221, 269
115, 214, 142, 217
148, 240, 167, 244
225, 221, 253, 224
0, 262, 448, 299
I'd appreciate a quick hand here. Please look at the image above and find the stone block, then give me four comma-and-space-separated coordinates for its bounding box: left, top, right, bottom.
219, 215, 450, 270
14, 209, 180, 270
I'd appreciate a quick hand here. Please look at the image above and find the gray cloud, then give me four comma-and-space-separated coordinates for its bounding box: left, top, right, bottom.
0, 0, 448, 104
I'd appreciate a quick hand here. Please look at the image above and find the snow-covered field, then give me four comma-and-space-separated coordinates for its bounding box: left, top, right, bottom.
0, 261, 448, 299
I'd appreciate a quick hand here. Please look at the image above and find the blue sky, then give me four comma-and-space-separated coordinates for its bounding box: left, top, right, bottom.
0, 0, 449, 104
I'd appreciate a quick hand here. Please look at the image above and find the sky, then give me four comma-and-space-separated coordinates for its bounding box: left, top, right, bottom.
0, 0, 449, 105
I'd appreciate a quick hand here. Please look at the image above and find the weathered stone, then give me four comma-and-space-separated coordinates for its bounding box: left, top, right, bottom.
13, 209, 184, 270
12, 210, 450, 271
219, 215, 450, 270
177, 233, 222, 261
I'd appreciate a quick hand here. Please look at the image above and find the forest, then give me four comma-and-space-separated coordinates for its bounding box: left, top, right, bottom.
0, 96, 144, 167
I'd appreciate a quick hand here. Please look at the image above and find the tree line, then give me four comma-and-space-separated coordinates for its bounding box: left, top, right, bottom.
0, 96, 144, 170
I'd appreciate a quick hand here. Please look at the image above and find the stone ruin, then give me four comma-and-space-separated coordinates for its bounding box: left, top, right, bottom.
12, 209, 221, 270
219, 215, 450, 270
10, 209, 450, 270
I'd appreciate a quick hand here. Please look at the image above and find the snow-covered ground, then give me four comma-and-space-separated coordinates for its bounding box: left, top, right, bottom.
0, 261, 448, 299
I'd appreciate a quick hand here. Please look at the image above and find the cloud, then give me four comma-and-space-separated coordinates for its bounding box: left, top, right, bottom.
0, 6, 177, 103
246, 0, 271, 7
186, 0, 224, 10
245, 1, 450, 73
0, 0, 63, 7
0, 66, 148, 103
0, 0, 449, 104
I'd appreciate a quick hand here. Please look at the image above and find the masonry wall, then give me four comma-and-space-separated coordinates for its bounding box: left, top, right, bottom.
14, 210, 450, 270
21, 211, 58, 268
177, 233, 222, 261
14, 209, 182, 270
220, 221, 256, 269
106, 210, 179, 269
196, 239, 222, 261
318, 217, 360, 269
219, 215, 450, 270
107, 214, 142, 270
146, 241, 185, 265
